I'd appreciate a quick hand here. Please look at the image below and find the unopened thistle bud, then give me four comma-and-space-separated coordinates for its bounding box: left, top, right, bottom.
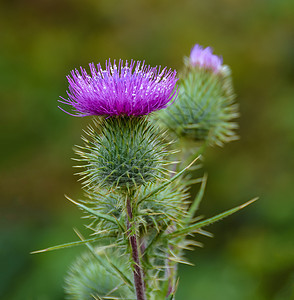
155, 44, 239, 147
75, 117, 170, 191
60, 59, 178, 190
65, 249, 134, 299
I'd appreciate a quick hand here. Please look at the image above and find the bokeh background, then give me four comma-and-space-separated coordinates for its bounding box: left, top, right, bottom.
1, 0, 294, 299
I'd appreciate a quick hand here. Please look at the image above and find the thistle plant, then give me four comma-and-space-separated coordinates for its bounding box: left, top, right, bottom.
33, 46, 256, 300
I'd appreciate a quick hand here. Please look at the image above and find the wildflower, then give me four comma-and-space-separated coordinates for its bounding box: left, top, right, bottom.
59, 59, 178, 117
189, 44, 223, 73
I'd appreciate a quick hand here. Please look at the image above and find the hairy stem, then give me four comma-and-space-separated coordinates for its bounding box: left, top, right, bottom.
126, 196, 146, 300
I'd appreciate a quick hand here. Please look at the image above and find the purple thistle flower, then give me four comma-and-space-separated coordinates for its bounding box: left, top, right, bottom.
59, 59, 178, 117
189, 44, 223, 73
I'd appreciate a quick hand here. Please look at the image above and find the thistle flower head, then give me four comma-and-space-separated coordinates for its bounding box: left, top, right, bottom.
59, 59, 178, 117
189, 44, 223, 73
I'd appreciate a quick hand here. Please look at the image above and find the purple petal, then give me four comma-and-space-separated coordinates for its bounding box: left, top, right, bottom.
60, 59, 178, 117
190, 44, 223, 73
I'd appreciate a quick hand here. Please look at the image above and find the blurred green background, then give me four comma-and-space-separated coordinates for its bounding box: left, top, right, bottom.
1, 0, 294, 299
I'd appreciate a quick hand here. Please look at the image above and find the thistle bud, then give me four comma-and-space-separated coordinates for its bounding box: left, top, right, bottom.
155, 44, 239, 147
75, 117, 170, 191
65, 249, 133, 299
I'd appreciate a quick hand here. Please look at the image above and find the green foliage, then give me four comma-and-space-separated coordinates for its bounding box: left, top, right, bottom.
155, 66, 239, 147
69, 160, 254, 299
77, 178, 189, 237
137, 180, 190, 232
47, 154, 196, 299
168, 197, 258, 238
65, 248, 135, 300
74, 191, 126, 235
39, 157, 200, 299
75, 116, 170, 191
135, 180, 190, 298
33, 107, 252, 300
32, 118, 255, 299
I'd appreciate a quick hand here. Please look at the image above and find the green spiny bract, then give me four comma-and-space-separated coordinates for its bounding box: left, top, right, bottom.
78, 178, 189, 239
136, 180, 191, 297
78, 190, 126, 235
65, 248, 134, 300
136, 180, 189, 232
75, 116, 171, 191
155, 66, 239, 147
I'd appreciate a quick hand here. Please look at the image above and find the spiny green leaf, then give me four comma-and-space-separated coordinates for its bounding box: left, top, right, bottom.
143, 223, 169, 256
65, 195, 125, 232
169, 198, 258, 238
137, 156, 200, 205
31, 234, 109, 254
185, 173, 207, 224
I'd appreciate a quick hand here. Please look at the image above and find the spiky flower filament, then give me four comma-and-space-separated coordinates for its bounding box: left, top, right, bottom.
59, 59, 178, 117
189, 44, 223, 73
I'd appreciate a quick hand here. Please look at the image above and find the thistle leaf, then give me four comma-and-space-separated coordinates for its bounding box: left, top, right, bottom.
185, 173, 208, 224
30, 234, 110, 254
169, 198, 258, 238
137, 156, 200, 205
65, 195, 125, 232
143, 223, 169, 256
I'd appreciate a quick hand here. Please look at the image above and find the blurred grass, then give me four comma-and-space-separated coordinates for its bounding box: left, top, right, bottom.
0, 0, 294, 299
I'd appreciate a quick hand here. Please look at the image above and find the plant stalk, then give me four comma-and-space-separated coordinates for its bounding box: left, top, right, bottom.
126, 196, 146, 300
